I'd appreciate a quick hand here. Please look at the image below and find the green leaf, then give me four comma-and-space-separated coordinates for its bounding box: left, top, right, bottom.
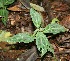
0, 9, 9, 25
0, 0, 15, 6
51, 18, 59, 24
43, 23, 66, 34
30, 8, 43, 28
0, 0, 3, 4
0, 2, 3, 8
6, 33, 34, 44
0, 31, 7, 42
3, 0, 15, 5
0, 30, 11, 42
36, 32, 54, 56
30, 3, 44, 12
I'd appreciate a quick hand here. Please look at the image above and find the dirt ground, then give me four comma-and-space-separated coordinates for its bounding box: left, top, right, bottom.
0, 0, 70, 61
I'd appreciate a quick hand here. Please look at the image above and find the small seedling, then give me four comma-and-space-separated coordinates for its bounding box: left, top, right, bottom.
0, 2, 66, 57
0, 0, 15, 25
4, 8, 66, 57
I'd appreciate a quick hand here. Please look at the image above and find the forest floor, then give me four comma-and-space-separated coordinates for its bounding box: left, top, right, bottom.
0, 0, 70, 61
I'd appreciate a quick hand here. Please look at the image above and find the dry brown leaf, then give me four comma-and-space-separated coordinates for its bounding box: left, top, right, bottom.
7, 5, 22, 11
11, 20, 16, 25
58, 47, 64, 51
51, 1, 69, 11
60, 15, 70, 29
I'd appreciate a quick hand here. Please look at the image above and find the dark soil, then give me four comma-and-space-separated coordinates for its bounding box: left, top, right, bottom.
0, 0, 70, 61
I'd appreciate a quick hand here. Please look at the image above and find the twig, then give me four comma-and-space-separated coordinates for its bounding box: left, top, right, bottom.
43, 0, 54, 23
55, 50, 70, 54
15, 46, 38, 61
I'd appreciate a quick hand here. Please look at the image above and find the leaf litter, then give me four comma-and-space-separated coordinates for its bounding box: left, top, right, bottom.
0, 0, 70, 61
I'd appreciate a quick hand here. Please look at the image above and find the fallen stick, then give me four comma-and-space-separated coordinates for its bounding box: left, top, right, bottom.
15, 46, 38, 61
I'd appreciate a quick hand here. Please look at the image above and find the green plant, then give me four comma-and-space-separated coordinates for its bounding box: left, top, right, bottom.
0, 0, 15, 25
3, 8, 66, 57
0, 30, 11, 42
